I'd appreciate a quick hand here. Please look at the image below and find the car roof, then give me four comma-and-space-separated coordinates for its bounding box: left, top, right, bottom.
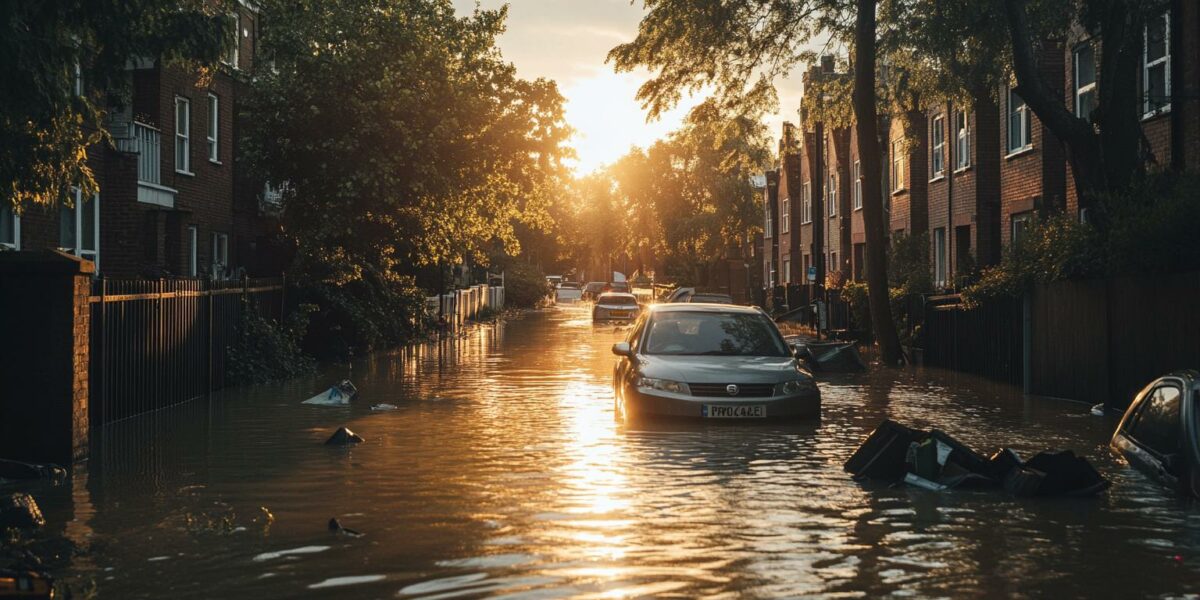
598, 292, 636, 299
691, 293, 733, 299
648, 303, 761, 314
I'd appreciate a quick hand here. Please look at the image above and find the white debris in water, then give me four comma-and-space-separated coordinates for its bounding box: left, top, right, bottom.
307, 575, 387, 589
257, 573, 277, 580
370, 403, 398, 411
147, 556, 171, 562
231, 526, 247, 533
252, 545, 331, 562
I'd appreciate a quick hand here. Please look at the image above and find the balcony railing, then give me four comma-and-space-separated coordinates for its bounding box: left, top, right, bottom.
115, 121, 176, 208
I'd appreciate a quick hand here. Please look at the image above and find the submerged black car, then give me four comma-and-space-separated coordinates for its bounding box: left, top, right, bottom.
1110, 370, 1200, 497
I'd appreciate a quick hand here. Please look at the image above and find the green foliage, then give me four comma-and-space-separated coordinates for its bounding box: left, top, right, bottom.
888, 231, 933, 294
244, 0, 572, 275
227, 301, 316, 386
2, 0, 230, 211
501, 261, 550, 309
963, 174, 1200, 305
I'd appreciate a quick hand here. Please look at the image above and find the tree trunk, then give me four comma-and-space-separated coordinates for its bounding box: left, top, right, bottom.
854, 0, 903, 366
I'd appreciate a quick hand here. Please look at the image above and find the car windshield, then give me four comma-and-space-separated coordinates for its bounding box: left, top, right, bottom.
585, 283, 605, 292
643, 312, 789, 356
559, 282, 581, 289
598, 294, 638, 306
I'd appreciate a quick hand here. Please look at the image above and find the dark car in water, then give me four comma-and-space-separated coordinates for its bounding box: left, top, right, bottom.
1110, 370, 1200, 497
686, 293, 735, 304
611, 304, 820, 420
582, 281, 607, 301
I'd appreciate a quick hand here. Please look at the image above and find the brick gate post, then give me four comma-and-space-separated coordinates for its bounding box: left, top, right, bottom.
0, 250, 93, 465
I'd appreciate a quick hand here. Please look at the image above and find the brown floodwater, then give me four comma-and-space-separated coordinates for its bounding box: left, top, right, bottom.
22, 305, 1200, 598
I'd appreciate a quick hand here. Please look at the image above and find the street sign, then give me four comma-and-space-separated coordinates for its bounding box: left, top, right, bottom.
807, 266, 817, 282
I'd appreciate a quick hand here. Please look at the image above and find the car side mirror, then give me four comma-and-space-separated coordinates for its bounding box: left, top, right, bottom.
612, 342, 632, 357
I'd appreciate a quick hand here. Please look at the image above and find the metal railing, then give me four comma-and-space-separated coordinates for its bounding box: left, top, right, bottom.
88, 276, 285, 425
115, 121, 162, 185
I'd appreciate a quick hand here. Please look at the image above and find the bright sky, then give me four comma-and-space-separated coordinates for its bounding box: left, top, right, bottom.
451, 0, 808, 175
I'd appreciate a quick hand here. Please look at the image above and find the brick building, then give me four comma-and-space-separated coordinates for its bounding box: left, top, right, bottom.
761, 170, 780, 287
0, 2, 276, 278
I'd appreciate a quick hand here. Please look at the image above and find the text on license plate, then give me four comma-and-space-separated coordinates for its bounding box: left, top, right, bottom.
703, 404, 766, 418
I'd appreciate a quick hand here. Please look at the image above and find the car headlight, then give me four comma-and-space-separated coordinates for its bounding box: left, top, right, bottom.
774, 378, 818, 396
636, 377, 691, 394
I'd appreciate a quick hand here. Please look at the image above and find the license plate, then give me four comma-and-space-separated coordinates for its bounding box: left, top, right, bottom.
703, 404, 766, 418
609, 311, 628, 318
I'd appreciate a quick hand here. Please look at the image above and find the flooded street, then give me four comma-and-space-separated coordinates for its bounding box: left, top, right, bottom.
33, 306, 1200, 598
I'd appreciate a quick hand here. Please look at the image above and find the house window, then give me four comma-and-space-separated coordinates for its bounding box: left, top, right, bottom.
827, 172, 837, 217
0, 204, 19, 250
225, 12, 241, 69
930, 114, 945, 177
764, 200, 773, 238
1007, 89, 1032, 152
175, 96, 191, 174
933, 227, 947, 287
207, 94, 219, 163
187, 226, 198, 277
781, 198, 790, 234
830, 252, 838, 272
1011, 211, 1032, 245
211, 232, 229, 278
1074, 43, 1097, 120
955, 111, 970, 169
59, 187, 99, 267
890, 140, 904, 192
782, 259, 790, 284
802, 182, 812, 223
853, 161, 862, 210
1143, 12, 1170, 117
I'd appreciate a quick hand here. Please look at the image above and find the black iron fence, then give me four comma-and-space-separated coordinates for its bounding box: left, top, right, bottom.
88, 276, 285, 425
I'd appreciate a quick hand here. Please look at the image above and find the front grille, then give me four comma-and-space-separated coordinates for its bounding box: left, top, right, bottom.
689, 383, 774, 397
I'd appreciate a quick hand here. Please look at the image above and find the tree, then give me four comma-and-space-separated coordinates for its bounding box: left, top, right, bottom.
243, 0, 571, 280
853, 0, 903, 365
1, 0, 229, 211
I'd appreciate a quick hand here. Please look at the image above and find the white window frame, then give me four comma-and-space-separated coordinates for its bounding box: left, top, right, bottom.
1074, 43, 1097, 120
0, 204, 19, 250
1012, 212, 1032, 246
930, 114, 946, 178
763, 203, 773, 239
891, 140, 905, 193
933, 227, 947, 287
781, 198, 790, 234
211, 232, 229, 278
175, 96, 192, 174
1142, 12, 1171, 118
782, 259, 790, 284
224, 12, 241, 69
207, 93, 220, 163
59, 187, 99, 269
827, 172, 837, 217
1007, 88, 1032, 153
187, 226, 199, 277
852, 161, 862, 210
955, 111, 971, 170
801, 182, 812, 223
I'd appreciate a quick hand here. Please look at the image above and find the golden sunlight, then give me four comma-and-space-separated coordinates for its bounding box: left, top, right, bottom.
562, 70, 701, 175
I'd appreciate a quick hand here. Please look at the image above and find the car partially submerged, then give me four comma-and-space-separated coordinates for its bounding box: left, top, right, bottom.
611, 304, 820, 420
582, 281, 607, 301
1110, 370, 1200, 497
592, 292, 640, 321
555, 281, 583, 303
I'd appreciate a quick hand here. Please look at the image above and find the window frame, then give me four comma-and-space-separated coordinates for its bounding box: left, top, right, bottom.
930, 114, 946, 178
187, 226, 199, 277
0, 204, 19, 250
801, 182, 812, 224
1007, 88, 1033, 154
933, 227, 947, 288
852, 160, 862, 210
211, 232, 229, 278
224, 11, 241, 69
781, 197, 790, 234
764, 199, 773, 239
1126, 384, 1183, 458
890, 140, 905, 193
175, 96, 192, 175
781, 259, 790, 284
58, 186, 100, 269
827, 172, 837, 217
1073, 42, 1097, 120
1142, 11, 1171, 118
1011, 211, 1032, 246
207, 93, 220, 164
954, 111, 971, 170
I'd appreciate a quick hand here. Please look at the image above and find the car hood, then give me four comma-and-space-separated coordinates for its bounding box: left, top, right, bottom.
635, 354, 807, 383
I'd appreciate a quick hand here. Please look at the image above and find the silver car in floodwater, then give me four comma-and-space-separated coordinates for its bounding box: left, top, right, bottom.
611, 304, 820, 420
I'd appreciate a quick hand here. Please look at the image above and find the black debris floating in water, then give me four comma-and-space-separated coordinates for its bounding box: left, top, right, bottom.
0, 493, 46, 529
328, 517, 364, 537
325, 427, 365, 445
844, 419, 1110, 497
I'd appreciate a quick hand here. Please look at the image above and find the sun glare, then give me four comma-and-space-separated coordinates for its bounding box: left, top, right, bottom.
562, 70, 700, 176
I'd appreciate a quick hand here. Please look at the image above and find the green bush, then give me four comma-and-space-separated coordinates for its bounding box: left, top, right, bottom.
841, 234, 933, 346
963, 173, 1200, 305
227, 301, 316, 385
501, 261, 551, 308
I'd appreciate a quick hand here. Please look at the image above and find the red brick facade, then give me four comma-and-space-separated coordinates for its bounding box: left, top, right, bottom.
8, 3, 272, 279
